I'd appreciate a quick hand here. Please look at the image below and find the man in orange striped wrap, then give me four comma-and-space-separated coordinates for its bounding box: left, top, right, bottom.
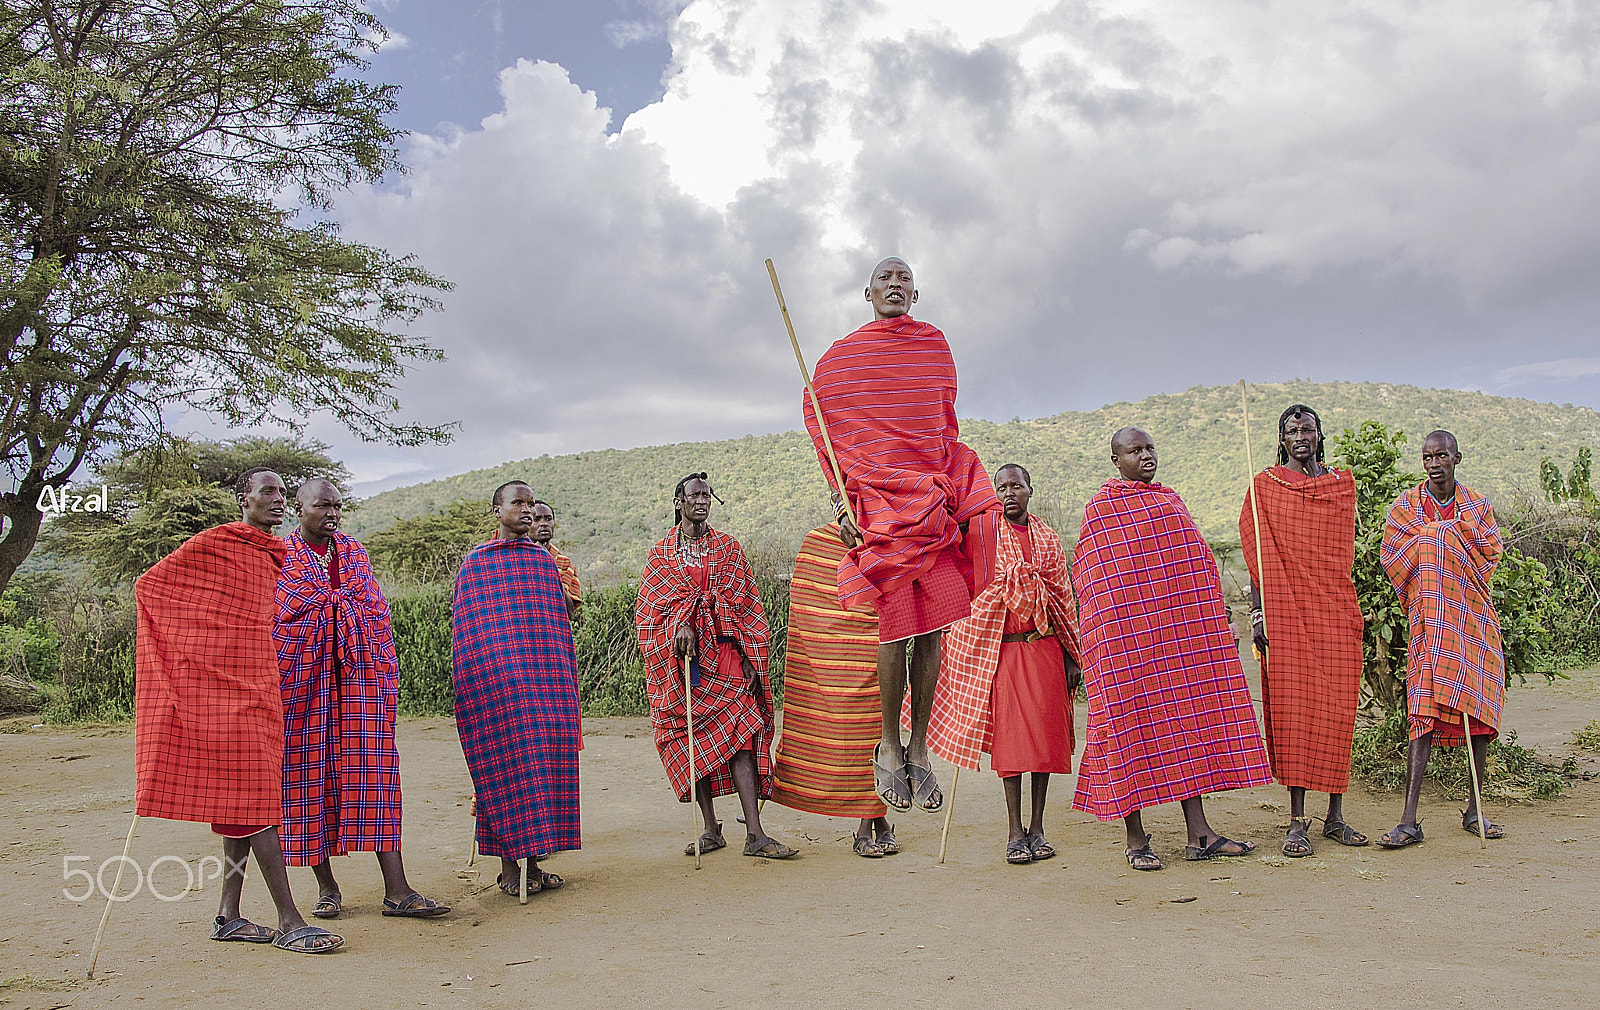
530, 500, 581, 622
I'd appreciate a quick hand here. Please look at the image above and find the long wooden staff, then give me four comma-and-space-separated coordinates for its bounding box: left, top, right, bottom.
766, 259, 856, 529
1240, 380, 1268, 643
684, 652, 701, 869
1462, 711, 1489, 849
87, 814, 139, 979
937, 767, 960, 864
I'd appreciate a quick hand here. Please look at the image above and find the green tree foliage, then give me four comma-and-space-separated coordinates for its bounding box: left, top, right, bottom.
1507, 447, 1600, 665
0, 1, 452, 595
367, 499, 497, 584
390, 587, 453, 717
41, 434, 346, 583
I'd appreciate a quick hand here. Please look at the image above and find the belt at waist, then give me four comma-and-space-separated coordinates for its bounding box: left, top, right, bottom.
1000, 630, 1054, 644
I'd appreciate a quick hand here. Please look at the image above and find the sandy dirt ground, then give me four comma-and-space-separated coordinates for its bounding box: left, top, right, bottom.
2, 661, 1597, 1010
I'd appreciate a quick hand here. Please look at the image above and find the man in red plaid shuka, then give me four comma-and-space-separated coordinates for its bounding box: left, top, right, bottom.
926, 464, 1081, 866
135, 468, 341, 953
636, 474, 797, 860
802, 256, 1000, 817
1072, 429, 1273, 872
275, 478, 448, 918
1239, 405, 1368, 858
1376, 430, 1506, 849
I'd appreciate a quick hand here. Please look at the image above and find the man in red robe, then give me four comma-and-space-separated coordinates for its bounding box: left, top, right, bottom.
531, 500, 581, 622
926, 464, 1081, 864
134, 468, 341, 953
1072, 429, 1273, 871
275, 478, 448, 918
802, 256, 999, 815
635, 474, 796, 860
1239, 405, 1368, 857
1376, 430, 1506, 848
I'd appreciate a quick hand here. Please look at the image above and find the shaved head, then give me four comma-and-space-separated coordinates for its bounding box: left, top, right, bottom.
1111, 426, 1151, 454
295, 476, 338, 505
1423, 429, 1459, 452
869, 256, 911, 282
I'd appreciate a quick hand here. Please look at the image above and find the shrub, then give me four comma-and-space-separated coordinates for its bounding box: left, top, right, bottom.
1351, 705, 1580, 801
389, 588, 455, 716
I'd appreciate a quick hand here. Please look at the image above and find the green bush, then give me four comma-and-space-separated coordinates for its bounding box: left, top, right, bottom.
390, 588, 455, 716
41, 583, 137, 723
1351, 705, 1579, 801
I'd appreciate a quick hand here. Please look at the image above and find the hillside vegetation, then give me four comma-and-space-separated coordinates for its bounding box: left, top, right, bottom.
346, 381, 1600, 586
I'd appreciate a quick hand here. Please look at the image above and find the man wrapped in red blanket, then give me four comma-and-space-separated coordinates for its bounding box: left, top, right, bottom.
927, 464, 1081, 865
275, 478, 447, 918
453, 480, 582, 898
135, 468, 340, 953
1072, 429, 1272, 872
636, 473, 796, 861
531, 500, 582, 621
801, 256, 1000, 818
1376, 430, 1506, 849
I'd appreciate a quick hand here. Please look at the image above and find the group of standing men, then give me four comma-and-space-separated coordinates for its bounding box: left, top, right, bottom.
129, 253, 1512, 956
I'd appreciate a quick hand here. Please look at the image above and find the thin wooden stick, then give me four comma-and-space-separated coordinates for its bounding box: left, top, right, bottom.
1462, 710, 1488, 850
468, 795, 477, 865
519, 858, 528, 904
686, 654, 701, 869
937, 767, 960, 864
87, 814, 138, 979
1240, 380, 1269, 641
766, 259, 856, 529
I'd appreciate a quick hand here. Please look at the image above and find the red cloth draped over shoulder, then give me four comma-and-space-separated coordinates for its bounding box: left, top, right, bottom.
801, 316, 999, 612
635, 529, 773, 802
1240, 466, 1364, 792
1381, 483, 1505, 745
1071, 481, 1272, 821
274, 531, 402, 865
135, 522, 288, 826
926, 511, 1080, 773
541, 544, 583, 604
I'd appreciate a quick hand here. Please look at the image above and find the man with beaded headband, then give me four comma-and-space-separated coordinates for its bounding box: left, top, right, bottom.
1239, 406, 1368, 858
635, 473, 797, 859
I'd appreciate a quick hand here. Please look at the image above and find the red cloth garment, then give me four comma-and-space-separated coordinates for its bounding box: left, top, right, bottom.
1239, 466, 1364, 793
274, 531, 402, 866
1421, 491, 1457, 522
802, 315, 999, 623
872, 546, 973, 643
1381, 482, 1505, 745
1070, 481, 1273, 821
539, 543, 583, 604
926, 511, 1081, 774
771, 525, 886, 818
135, 522, 288, 826
636, 529, 774, 802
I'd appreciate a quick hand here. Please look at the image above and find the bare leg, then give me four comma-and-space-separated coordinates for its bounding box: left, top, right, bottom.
1124, 810, 1147, 850
694, 777, 720, 841
1028, 773, 1050, 837
1284, 785, 1312, 855
1288, 785, 1306, 820
1002, 775, 1026, 843
903, 633, 941, 766
309, 859, 340, 905
729, 750, 768, 841
218, 837, 251, 923
1326, 792, 1344, 824
1180, 795, 1251, 854
376, 851, 429, 904
1399, 731, 1432, 828
876, 640, 910, 758
1463, 733, 1490, 824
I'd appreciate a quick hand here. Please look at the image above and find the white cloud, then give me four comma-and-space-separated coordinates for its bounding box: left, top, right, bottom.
1495, 357, 1600, 385
332, 1, 1600, 491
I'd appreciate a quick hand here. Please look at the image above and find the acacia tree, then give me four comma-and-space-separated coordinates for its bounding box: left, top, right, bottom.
0, 1, 453, 593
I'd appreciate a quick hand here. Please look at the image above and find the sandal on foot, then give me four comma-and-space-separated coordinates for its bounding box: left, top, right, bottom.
684, 822, 727, 856
311, 892, 342, 919
743, 835, 799, 859
1461, 811, 1504, 839
1026, 833, 1056, 861
1375, 823, 1424, 849
1005, 838, 1033, 865
873, 743, 912, 811
905, 757, 943, 812
382, 892, 451, 917
874, 823, 899, 856
1185, 835, 1255, 861
272, 924, 343, 954
853, 834, 885, 858
1126, 840, 1163, 871
210, 916, 276, 943
1282, 818, 1313, 858
534, 870, 564, 890
1323, 819, 1369, 847
496, 871, 542, 897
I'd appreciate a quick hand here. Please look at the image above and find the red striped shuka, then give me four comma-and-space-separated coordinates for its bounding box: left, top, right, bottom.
1071, 480, 1272, 821
802, 315, 999, 642
1381, 482, 1505, 745
635, 528, 774, 802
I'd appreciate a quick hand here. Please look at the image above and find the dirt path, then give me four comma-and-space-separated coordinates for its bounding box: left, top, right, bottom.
3, 668, 1596, 1009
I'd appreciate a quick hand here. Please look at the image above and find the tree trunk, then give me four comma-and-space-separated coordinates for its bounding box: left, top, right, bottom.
0, 475, 47, 596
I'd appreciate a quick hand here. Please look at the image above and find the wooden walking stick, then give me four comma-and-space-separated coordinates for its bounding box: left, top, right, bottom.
684, 652, 701, 869
1240, 379, 1269, 645
937, 767, 960, 864
1462, 710, 1489, 850
87, 814, 139, 979
766, 259, 856, 530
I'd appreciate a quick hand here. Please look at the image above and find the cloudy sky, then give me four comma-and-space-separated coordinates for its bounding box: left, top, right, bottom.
302, 0, 1600, 493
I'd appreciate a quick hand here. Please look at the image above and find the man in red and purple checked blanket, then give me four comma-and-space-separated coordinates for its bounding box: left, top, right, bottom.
275, 477, 449, 919
1072, 427, 1273, 871
1376, 430, 1506, 849
452, 480, 582, 897
802, 256, 1001, 816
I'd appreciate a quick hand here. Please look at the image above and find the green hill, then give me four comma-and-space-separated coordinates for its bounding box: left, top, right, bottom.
345, 381, 1600, 585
